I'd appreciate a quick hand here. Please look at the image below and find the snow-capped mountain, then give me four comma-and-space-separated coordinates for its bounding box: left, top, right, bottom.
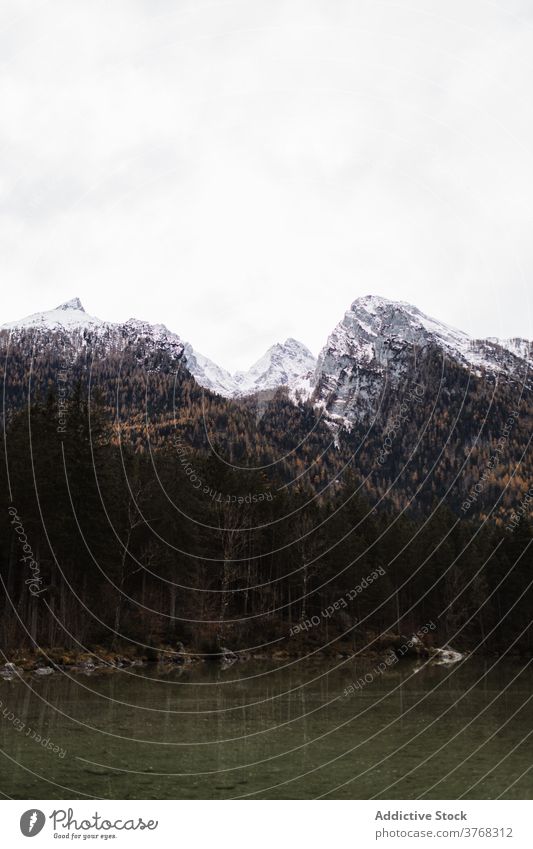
233, 338, 316, 396
184, 339, 316, 397
2, 297, 105, 332
2, 295, 530, 428
313, 295, 531, 429
1, 298, 316, 397
2, 297, 185, 367
181, 344, 237, 396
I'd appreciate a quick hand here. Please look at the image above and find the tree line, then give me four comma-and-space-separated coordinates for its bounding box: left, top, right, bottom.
0, 377, 531, 658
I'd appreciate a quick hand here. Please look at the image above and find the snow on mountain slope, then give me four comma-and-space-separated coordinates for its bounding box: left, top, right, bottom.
1, 298, 185, 366
231, 338, 316, 397
1, 298, 316, 397
318, 294, 510, 373
2, 297, 105, 331
313, 295, 532, 428
181, 343, 238, 396
2, 295, 530, 419
182, 338, 316, 397
486, 336, 533, 365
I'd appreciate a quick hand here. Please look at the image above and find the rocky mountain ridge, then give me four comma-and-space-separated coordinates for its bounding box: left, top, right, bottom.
1, 298, 315, 397
2, 295, 531, 432
313, 295, 532, 430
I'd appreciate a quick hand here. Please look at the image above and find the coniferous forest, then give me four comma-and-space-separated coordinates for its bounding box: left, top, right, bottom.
1, 347, 531, 663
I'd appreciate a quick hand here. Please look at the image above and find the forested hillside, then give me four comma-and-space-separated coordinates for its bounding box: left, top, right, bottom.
1, 343, 531, 658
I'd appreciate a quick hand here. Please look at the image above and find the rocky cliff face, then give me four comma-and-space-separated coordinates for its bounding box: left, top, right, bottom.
311, 295, 531, 430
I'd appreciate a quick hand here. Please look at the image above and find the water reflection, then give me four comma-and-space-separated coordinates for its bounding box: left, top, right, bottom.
0, 658, 531, 799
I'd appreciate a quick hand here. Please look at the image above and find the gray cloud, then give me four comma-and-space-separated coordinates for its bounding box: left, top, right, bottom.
1, 0, 532, 369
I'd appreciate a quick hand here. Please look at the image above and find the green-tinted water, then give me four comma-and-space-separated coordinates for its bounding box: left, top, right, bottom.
0, 658, 531, 799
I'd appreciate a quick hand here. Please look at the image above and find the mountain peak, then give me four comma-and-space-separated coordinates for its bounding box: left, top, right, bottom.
2, 297, 103, 332
282, 337, 314, 353
56, 297, 85, 312
184, 337, 317, 397
350, 294, 418, 315
345, 294, 472, 350
314, 294, 533, 429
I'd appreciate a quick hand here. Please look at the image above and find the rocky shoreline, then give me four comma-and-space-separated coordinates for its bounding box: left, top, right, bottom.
0, 632, 467, 678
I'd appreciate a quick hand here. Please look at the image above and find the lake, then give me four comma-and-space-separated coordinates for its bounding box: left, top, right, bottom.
0, 657, 531, 799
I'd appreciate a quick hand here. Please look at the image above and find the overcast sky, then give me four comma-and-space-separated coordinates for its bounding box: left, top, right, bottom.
1, 0, 532, 370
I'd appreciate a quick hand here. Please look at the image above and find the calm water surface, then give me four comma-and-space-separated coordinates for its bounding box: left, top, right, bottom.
0, 657, 531, 799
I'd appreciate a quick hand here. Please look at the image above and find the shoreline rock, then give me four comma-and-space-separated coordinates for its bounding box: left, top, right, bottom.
0, 635, 470, 677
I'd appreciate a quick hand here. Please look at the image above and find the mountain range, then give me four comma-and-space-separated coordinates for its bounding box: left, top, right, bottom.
2, 294, 531, 431
4, 295, 533, 663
